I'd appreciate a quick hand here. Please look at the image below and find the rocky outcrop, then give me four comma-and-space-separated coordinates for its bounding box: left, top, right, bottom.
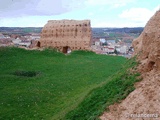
38, 20, 91, 53
100, 10, 160, 120
132, 10, 160, 72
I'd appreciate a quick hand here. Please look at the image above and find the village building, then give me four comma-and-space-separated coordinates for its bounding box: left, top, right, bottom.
0, 33, 5, 39
103, 46, 115, 54
94, 39, 101, 46
18, 41, 31, 47
106, 40, 116, 46
120, 45, 128, 54
12, 37, 31, 47
0, 38, 12, 46
12, 38, 22, 45
30, 33, 40, 40
25, 33, 41, 41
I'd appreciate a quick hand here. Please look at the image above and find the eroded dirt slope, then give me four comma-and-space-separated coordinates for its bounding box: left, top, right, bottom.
100, 10, 160, 120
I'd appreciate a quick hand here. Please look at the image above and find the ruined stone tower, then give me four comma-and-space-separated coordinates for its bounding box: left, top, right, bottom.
38, 19, 91, 53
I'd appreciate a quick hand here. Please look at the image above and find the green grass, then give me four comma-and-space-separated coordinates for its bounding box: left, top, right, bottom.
65, 57, 140, 120
0, 47, 127, 120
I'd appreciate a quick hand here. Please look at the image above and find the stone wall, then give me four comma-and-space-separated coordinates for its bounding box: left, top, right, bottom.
39, 20, 91, 53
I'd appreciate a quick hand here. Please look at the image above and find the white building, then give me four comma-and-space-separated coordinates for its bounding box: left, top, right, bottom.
12, 38, 22, 44
100, 38, 106, 43
120, 45, 128, 54
95, 40, 100, 46
103, 46, 115, 53
12, 38, 31, 47
115, 45, 121, 53
18, 41, 31, 47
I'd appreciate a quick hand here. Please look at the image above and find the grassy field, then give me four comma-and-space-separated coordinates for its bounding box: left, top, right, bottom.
65, 57, 140, 120
0, 47, 138, 120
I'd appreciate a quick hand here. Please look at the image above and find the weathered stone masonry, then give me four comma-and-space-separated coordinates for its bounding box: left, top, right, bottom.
39, 20, 91, 53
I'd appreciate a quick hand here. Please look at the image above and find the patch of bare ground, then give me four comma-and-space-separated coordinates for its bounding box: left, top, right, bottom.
100, 70, 160, 120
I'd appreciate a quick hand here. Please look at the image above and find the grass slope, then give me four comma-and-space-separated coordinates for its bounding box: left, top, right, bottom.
65, 57, 140, 120
0, 47, 126, 120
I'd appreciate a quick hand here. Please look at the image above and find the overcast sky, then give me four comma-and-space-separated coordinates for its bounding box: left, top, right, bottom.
0, 0, 159, 27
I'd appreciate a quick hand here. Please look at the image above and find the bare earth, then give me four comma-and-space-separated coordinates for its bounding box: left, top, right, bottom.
100, 10, 160, 120
100, 70, 160, 120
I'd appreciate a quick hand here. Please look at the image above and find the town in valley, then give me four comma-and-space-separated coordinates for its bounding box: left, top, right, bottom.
0, 27, 143, 58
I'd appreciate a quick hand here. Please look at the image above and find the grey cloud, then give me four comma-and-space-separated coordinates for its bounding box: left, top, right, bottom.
0, 0, 85, 17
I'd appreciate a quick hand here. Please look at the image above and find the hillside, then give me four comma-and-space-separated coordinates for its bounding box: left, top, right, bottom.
0, 47, 127, 120
100, 10, 160, 120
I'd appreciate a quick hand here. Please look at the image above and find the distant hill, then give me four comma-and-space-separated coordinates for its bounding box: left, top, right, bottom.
92, 27, 144, 34
0, 27, 42, 34
0, 27, 143, 34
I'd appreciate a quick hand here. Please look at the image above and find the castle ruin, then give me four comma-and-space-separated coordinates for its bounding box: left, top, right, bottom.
38, 20, 91, 53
